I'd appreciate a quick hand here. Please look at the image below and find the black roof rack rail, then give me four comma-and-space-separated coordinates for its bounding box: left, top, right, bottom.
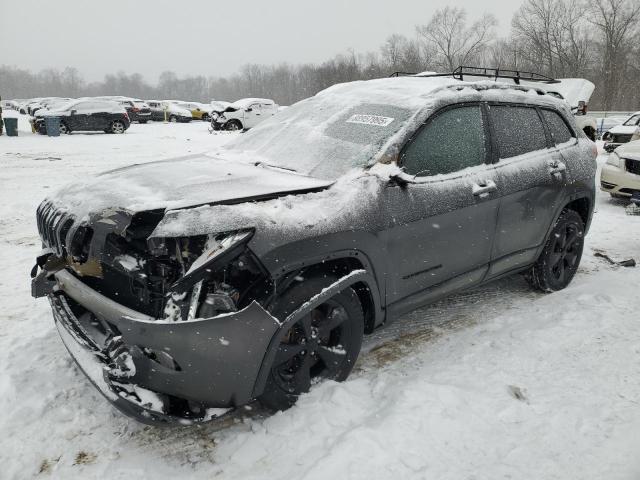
389, 66, 559, 84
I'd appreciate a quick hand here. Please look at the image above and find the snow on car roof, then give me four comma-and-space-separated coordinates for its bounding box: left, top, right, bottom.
225, 76, 566, 180
229, 98, 275, 109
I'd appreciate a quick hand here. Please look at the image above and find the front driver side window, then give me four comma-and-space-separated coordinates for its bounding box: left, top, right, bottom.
401, 105, 486, 176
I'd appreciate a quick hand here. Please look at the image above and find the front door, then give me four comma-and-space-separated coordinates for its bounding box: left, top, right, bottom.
382, 103, 500, 311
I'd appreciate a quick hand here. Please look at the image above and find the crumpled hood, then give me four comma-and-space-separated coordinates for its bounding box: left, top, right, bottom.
47, 154, 333, 221
608, 125, 639, 136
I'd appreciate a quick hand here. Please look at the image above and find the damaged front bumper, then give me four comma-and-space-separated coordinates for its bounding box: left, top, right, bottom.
35, 267, 369, 425
42, 269, 282, 425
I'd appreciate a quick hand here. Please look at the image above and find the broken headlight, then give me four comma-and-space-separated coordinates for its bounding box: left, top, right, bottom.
163, 230, 264, 321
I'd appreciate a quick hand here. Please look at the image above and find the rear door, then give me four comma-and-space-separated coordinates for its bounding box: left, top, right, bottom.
487, 103, 567, 277
66, 102, 91, 130
90, 101, 114, 130
383, 103, 500, 309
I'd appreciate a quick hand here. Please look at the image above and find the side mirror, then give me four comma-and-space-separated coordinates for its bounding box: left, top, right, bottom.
70, 109, 77, 115
388, 171, 416, 187
246, 107, 252, 112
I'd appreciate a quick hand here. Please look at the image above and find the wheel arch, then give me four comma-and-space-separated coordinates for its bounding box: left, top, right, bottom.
271, 251, 385, 334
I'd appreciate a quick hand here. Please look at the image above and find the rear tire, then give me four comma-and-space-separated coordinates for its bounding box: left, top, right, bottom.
59, 122, 70, 135
111, 120, 125, 134
259, 276, 364, 411
526, 209, 584, 292
169, 115, 178, 123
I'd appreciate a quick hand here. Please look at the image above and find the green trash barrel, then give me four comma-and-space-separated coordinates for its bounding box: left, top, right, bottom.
4, 117, 18, 136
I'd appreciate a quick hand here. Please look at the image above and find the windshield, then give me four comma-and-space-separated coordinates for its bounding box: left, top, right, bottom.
623, 114, 640, 126
224, 95, 415, 180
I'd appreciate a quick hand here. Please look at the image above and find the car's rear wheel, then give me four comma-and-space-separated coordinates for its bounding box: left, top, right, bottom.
59, 122, 70, 135
526, 209, 584, 292
259, 276, 364, 411
225, 120, 242, 131
201, 114, 210, 121
111, 120, 125, 134
169, 115, 178, 123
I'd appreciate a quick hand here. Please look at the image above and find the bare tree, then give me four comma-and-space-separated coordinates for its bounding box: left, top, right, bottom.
416, 7, 497, 71
588, 0, 640, 110
512, 0, 591, 78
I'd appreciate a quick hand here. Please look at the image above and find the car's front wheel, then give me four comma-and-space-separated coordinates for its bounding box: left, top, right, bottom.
169, 115, 178, 123
111, 120, 125, 134
527, 209, 585, 292
225, 120, 242, 131
59, 122, 70, 135
259, 276, 364, 411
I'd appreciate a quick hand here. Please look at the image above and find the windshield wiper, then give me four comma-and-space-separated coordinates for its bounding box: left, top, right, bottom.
254, 161, 298, 173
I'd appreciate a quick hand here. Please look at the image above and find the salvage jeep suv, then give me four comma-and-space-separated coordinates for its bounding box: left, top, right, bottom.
32, 69, 596, 424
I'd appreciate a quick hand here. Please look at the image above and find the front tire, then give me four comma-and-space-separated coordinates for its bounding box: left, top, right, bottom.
259, 276, 364, 411
59, 122, 70, 135
169, 115, 178, 123
526, 210, 584, 292
225, 119, 242, 131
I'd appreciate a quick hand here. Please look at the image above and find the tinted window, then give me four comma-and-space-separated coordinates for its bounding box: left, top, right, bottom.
542, 110, 573, 144
490, 105, 547, 159
401, 105, 486, 176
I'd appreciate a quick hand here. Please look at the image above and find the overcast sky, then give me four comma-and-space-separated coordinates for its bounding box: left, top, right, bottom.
0, 0, 522, 83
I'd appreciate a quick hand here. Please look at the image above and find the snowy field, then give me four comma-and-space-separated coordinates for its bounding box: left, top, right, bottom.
1, 116, 640, 479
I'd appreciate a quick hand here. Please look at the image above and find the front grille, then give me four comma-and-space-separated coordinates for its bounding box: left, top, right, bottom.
613, 134, 633, 144
36, 201, 75, 256
625, 158, 640, 176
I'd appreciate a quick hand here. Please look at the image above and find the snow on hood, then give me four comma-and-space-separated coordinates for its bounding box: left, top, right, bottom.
616, 140, 640, 160
150, 163, 398, 239
46, 154, 333, 221
609, 125, 639, 135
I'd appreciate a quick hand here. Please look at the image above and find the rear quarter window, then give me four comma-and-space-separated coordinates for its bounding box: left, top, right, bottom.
490, 105, 547, 159
542, 109, 574, 145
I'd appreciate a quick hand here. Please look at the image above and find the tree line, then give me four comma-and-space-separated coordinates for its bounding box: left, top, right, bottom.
1, 0, 639, 110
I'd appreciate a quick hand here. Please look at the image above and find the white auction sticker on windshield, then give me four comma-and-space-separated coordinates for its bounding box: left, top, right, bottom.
346, 114, 394, 127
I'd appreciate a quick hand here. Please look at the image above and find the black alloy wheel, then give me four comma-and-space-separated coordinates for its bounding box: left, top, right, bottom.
259, 276, 364, 411
527, 209, 584, 292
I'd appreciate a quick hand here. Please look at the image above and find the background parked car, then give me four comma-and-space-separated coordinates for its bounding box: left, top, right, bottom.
120, 99, 152, 123
146, 100, 193, 122
600, 140, 640, 198
171, 101, 212, 121
34, 99, 130, 134
211, 98, 278, 131
603, 112, 640, 152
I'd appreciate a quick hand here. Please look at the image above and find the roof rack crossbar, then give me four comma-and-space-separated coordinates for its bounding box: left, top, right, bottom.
389, 66, 559, 84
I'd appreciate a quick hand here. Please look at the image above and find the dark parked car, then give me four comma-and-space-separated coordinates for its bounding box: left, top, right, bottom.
34, 100, 130, 134
118, 100, 152, 124
31, 74, 596, 425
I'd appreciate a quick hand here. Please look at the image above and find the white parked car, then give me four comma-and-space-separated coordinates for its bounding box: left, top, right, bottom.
211, 98, 278, 131
602, 112, 640, 153
600, 140, 640, 198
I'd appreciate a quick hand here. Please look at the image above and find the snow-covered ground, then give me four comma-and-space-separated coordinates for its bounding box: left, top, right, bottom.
1, 117, 639, 479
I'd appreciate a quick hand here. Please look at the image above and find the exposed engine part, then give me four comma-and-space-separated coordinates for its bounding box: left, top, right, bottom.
198, 283, 239, 318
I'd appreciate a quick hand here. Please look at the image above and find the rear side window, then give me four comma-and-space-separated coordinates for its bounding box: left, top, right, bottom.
490, 105, 547, 159
401, 105, 486, 177
542, 110, 573, 144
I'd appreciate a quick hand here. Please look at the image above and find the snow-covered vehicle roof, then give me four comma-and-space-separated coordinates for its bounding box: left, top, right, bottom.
223, 76, 567, 180
35, 99, 126, 117
228, 98, 276, 110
